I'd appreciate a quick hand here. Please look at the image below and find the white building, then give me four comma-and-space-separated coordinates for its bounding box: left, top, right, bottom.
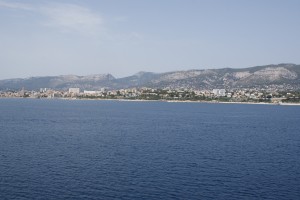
40, 88, 48, 93
84, 90, 97, 95
212, 89, 226, 97
83, 90, 102, 95
69, 88, 80, 94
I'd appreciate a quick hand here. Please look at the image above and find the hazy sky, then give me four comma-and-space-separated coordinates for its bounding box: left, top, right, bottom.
1, 0, 300, 79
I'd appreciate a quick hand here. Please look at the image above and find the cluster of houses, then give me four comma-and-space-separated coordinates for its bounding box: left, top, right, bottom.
1, 87, 299, 103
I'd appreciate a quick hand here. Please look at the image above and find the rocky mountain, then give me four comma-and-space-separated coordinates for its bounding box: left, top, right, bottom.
144, 64, 300, 90
0, 74, 115, 90
1, 64, 300, 90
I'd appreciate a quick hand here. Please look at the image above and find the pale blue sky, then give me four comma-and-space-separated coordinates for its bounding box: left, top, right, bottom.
1, 0, 300, 79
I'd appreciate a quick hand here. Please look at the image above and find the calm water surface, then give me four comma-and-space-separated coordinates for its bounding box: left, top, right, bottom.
0, 99, 299, 199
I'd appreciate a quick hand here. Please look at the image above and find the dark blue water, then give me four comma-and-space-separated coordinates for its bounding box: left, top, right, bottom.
0, 99, 299, 200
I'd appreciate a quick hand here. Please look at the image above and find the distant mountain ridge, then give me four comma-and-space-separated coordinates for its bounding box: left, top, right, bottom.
1, 64, 300, 90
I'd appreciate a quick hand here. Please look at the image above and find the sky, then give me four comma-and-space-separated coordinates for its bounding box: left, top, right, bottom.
1, 0, 300, 79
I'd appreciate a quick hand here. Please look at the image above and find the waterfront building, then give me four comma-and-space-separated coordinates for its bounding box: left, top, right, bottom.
212, 89, 226, 97
69, 88, 80, 94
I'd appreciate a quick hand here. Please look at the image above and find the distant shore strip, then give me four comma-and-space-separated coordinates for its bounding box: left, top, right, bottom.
1, 97, 299, 106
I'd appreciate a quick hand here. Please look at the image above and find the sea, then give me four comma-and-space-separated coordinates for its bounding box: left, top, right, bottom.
0, 98, 299, 200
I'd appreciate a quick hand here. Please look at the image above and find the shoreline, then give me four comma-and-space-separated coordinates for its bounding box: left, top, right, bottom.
1, 97, 300, 106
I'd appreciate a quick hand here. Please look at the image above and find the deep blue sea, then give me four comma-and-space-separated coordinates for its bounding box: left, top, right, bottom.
0, 99, 299, 200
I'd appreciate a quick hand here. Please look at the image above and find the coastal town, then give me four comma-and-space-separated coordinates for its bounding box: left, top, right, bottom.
1, 87, 299, 104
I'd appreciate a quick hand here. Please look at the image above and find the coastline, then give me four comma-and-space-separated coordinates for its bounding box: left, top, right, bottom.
1, 97, 300, 106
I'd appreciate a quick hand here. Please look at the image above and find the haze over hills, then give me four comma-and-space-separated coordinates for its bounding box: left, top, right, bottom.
1, 64, 300, 91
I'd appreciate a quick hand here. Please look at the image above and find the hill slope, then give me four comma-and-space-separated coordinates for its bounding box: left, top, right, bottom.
1, 64, 299, 90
